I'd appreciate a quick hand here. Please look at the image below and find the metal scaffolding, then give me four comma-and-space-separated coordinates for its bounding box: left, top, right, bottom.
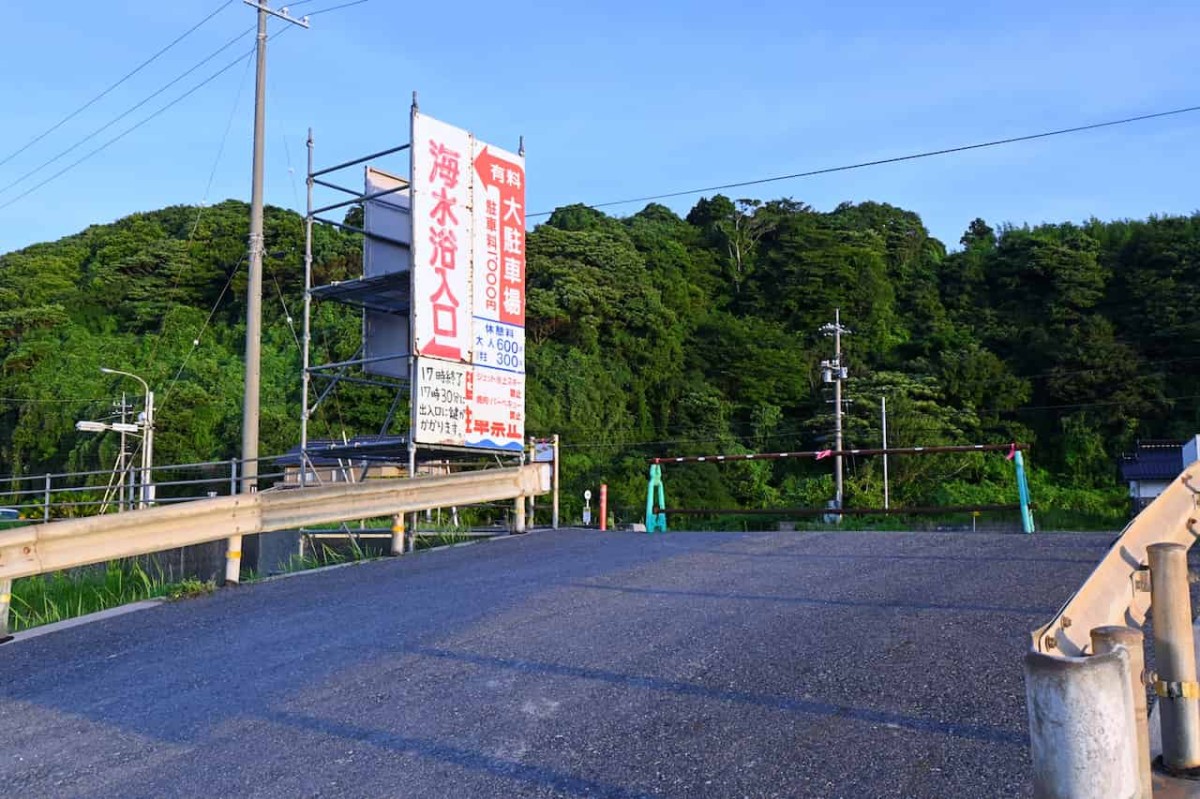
301, 130, 413, 484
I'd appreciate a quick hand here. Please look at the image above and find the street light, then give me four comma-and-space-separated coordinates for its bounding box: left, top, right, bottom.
99, 367, 155, 508
74, 417, 140, 511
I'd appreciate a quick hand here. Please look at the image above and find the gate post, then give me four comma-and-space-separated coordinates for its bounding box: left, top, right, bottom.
1014, 450, 1035, 534
1149, 542, 1200, 771
645, 464, 666, 533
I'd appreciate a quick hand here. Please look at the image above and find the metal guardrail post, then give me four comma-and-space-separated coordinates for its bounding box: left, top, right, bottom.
1148, 542, 1200, 771
43, 473, 51, 522
0, 578, 12, 643
1024, 647, 1139, 798
1092, 626, 1152, 798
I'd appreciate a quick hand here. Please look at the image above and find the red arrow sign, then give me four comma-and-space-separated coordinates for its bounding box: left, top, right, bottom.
474, 145, 522, 193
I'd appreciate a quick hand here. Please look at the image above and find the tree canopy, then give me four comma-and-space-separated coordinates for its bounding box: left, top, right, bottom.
2, 196, 1197, 527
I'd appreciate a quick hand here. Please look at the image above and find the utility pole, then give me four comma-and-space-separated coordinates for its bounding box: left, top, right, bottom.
240, 1, 308, 497
881, 395, 889, 510
118, 392, 129, 511
231, 1, 307, 585
820, 309, 850, 510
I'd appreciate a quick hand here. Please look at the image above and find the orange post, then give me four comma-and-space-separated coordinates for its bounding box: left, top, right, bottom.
600, 484, 608, 531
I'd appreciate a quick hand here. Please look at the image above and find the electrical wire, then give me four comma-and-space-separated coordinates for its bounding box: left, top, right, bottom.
0, 47, 259, 212
306, 0, 371, 15
148, 48, 256, 374
527, 104, 1200, 218
0, 396, 109, 405
159, 255, 243, 407
0, 0, 235, 171
0, 25, 255, 199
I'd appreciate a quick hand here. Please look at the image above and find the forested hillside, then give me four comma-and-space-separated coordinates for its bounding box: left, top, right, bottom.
2, 197, 1197, 525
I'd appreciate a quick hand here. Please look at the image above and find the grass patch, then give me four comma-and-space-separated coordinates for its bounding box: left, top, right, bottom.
9, 560, 215, 632
270, 528, 482, 579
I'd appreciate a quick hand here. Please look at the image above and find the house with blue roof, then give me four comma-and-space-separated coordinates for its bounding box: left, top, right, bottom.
1118, 436, 1200, 516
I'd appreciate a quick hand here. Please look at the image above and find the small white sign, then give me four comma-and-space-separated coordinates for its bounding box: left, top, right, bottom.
413, 360, 469, 446
584, 490, 592, 501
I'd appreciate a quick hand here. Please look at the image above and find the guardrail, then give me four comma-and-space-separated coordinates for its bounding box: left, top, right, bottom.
0, 464, 550, 641
1025, 461, 1200, 797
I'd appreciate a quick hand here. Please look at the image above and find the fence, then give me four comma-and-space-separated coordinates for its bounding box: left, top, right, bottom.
644, 443, 1035, 534
1024, 462, 1200, 797
0, 456, 282, 521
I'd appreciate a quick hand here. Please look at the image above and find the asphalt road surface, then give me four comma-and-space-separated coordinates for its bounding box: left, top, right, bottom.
0, 528, 1110, 798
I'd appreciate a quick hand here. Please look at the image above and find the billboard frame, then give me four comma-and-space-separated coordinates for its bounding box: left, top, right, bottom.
300, 96, 528, 494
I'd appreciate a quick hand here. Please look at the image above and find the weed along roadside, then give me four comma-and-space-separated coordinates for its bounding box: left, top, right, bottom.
8, 560, 215, 633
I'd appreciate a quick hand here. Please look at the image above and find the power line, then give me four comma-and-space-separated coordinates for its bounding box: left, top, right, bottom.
0, 46, 255, 211
147, 53, 256, 374
0, 24, 255, 198
528, 103, 1200, 218
0, 396, 109, 405
307, 0, 371, 14
0, 0, 235, 171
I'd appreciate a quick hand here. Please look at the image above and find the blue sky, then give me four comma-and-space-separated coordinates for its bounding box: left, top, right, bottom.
0, 0, 1197, 255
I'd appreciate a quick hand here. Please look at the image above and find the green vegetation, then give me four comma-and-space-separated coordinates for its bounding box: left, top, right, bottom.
9, 560, 214, 632
3, 198, 1198, 532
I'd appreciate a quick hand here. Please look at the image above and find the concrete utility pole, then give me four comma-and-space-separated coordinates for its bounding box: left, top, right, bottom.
820, 310, 850, 510
240, 1, 308, 497
881, 395, 889, 510
230, 1, 307, 585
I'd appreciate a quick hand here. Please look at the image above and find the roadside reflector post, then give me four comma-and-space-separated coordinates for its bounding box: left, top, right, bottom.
1148, 542, 1200, 771
1024, 647, 1139, 799
391, 514, 405, 556
600, 484, 608, 532
1091, 626, 1152, 798
225, 535, 243, 585
513, 495, 526, 534
0, 578, 12, 642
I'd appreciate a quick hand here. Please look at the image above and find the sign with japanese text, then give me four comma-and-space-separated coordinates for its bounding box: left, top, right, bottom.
413, 357, 525, 451
413, 359, 469, 446
410, 111, 526, 453
471, 143, 525, 329
464, 363, 524, 450
412, 113, 472, 363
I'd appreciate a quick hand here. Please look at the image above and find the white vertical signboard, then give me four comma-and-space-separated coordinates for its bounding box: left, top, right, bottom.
467, 139, 525, 452
410, 110, 526, 453
411, 113, 472, 363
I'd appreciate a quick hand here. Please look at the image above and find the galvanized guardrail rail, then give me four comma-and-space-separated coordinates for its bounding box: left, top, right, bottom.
0, 464, 550, 642
1025, 461, 1200, 798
